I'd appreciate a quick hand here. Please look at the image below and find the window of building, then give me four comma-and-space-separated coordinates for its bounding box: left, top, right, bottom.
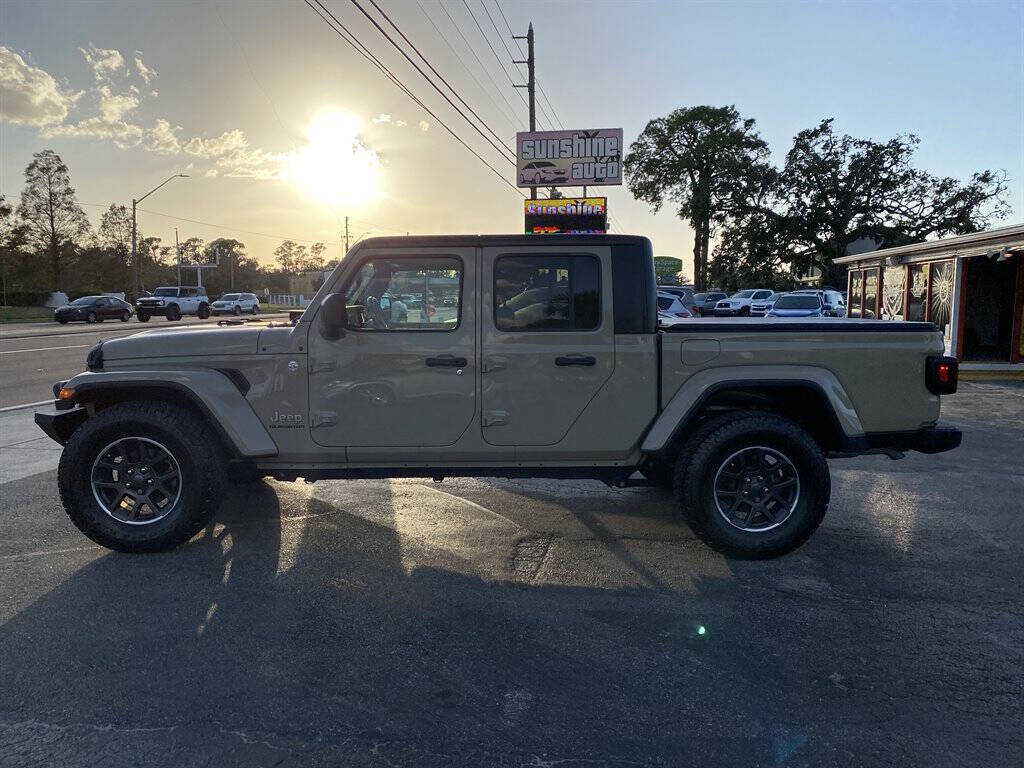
343, 256, 462, 331
929, 260, 955, 335
863, 268, 878, 319
907, 264, 928, 321
494, 255, 600, 331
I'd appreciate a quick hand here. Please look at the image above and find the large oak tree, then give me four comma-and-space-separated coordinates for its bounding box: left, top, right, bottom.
625, 106, 770, 290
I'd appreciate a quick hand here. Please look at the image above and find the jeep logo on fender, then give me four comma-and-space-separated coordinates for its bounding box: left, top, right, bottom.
268, 410, 304, 429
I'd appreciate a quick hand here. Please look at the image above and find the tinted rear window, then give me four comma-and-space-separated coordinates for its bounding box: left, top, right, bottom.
611, 242, 656, 334
774, 295, 821, 309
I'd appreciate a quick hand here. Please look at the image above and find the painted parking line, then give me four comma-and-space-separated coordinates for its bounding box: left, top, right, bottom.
0, 400, 53, 414
0, 344, 90, 355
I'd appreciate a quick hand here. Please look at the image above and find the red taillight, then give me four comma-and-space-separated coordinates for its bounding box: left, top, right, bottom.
926, 356, 958, 395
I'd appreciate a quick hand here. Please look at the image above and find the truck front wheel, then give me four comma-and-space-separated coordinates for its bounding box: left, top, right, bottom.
57, 402, 227, 553
674, 412, 829, 559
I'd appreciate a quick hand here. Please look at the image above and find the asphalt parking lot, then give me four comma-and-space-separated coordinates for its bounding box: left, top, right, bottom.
1, 381, 1022, 767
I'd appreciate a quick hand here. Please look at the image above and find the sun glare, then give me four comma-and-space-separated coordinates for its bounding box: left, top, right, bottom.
287, 110, 383, 208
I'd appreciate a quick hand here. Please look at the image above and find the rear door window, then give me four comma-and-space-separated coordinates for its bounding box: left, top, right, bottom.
494, 255, 600, 331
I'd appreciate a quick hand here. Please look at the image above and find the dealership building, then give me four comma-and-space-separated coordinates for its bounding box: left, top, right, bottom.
834, 224, 1024, 369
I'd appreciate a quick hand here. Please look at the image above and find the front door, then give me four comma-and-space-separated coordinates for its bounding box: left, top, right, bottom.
480, 244, 614, 447
308, 247, 477, 451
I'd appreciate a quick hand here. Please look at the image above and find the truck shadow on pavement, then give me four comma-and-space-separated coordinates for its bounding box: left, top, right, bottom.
0, 471, 1019, 768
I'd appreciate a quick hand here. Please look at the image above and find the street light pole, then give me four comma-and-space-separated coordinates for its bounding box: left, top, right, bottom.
132, 173, 188, 298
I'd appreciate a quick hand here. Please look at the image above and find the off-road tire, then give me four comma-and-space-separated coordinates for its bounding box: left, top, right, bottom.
58, 401, 227, 553
137, 311, 151, 322
673, 412, 830, 559
165, 304, 181, 321
120, 311, 130, 322
197, 303, 211, 320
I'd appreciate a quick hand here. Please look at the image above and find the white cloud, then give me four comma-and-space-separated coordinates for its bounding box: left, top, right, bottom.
146, 118, 182, 153
45, 116, 144, 149
184, 129, 248, 158
418, 120, 430, 132
0, 47, 81, 126
97, 84, 138, 122
134, 53, 157, 84
372, 113, 392, 124
81, 45, 124, 82
396, 119, 408, 127
205, 168, 219, 177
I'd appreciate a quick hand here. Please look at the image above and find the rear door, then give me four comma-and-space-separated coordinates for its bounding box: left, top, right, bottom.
480, 244, 613, 446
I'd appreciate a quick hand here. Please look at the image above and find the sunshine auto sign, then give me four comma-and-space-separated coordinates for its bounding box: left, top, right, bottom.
516, 129, 623, 188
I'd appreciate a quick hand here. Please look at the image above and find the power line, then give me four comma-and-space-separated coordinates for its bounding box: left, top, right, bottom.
491, 0, 563, 128
415, 0, 519, 130
435, 0, 523, 126
136, 207, 343, 246
460, 0, 549, 128
357, 0, 515, 163
303, 0, 525, 197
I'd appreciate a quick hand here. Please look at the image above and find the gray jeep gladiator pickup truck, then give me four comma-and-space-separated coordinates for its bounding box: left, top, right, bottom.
35, 235, 961, 558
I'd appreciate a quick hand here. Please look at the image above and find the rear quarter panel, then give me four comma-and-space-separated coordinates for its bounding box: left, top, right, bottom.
660, 322, 945, 434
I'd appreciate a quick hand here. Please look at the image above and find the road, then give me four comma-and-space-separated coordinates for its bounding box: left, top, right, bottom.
0, 314, 287, 409
0, 377, 1021, 767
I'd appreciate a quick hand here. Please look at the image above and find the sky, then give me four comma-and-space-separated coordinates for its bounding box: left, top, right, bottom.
2, 0, 1022, 276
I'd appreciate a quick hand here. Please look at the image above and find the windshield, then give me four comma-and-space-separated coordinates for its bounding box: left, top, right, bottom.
773, 295, 821, 309
69, 296, 99, 305
153, 288, 178, 297
657, 296, 674, 310
220, 294, 240, 301
732, 290, 755, 299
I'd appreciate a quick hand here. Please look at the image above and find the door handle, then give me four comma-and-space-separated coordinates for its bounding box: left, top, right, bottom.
555, 355, 596, 366
425, 356, 468, 367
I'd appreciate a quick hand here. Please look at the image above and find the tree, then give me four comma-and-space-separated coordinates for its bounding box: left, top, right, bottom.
16, 150, 92, 291
309, 242, 326, 272
274, 240, 308, 274
625, 106, 770, 290
205, 238, 247, 290
98, 204, 134, 260
777, 119, 1009, 286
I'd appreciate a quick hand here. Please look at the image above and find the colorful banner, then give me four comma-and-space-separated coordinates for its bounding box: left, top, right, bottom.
516, 129, 623, 188
524, 198, 607, 234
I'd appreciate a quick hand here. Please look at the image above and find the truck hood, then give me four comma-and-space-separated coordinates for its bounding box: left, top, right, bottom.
101, 326, 263, 360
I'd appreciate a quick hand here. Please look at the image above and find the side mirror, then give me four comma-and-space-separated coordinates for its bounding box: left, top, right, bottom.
319, 292, 348, 340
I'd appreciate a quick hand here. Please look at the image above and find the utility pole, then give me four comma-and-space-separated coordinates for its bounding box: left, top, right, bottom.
513, 23, 536, 200
344, 216, 350, 254
175, 228, 181, 287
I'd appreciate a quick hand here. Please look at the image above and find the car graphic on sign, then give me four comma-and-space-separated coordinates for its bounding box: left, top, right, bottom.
519, 161, 569, 185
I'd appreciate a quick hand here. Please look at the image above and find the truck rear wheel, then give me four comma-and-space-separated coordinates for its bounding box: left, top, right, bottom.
57, 402, 227, 553
673, 412, 829, 559
198, 303, 211, 319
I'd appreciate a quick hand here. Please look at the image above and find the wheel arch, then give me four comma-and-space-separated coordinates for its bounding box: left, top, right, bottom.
642, 367, 865, 459
60, 370, 278, 459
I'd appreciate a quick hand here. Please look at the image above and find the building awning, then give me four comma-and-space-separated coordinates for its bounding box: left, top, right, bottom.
834, 223, 1024, 267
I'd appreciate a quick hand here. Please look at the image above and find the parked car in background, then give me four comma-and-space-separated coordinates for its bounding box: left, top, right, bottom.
713, 289, 774, 316
136, 286, 210, 322
657, 285, 697, 314
750, 291, 785, 317
211, 292, 260, 316
691, 291, 727, 316
792, 289, 847, 317
657, 291, 694, 322
766, 293, 825, 318
54, 296, 133, 324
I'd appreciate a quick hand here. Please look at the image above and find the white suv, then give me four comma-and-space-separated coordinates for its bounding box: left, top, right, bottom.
136, 286, 211, 322
211, 292, 260, 316
713, 289, 774, 317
